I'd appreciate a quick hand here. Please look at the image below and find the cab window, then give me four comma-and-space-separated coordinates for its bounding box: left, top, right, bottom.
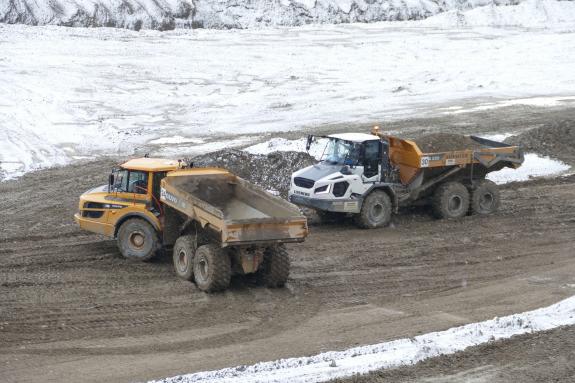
112, 169, 149, 194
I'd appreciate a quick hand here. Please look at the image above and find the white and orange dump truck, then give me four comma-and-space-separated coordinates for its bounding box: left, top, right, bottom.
289, 127, 524, 228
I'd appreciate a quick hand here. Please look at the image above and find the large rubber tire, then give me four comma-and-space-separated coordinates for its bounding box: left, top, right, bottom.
470, 179, 500, 215
193, 244, 231, 292
354, 190, 392, 229
173, 235, 196, 281
432, 182, 470, 219
256, 245, 290, 288
117, 218, 159, 261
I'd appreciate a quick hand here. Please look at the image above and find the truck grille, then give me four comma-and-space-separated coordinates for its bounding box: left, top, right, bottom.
294, 177, 315, 189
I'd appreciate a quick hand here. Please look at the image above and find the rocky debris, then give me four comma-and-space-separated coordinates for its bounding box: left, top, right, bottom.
192, 149, 316, 198
0, 0, 518, 30
506, 120, 575, 164
414, 133, 484, 153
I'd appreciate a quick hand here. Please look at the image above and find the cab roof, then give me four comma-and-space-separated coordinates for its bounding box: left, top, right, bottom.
121, 158, 180, 172
328, 133, 380, 142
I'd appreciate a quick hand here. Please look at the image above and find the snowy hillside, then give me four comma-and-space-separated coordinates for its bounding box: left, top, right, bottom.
0, 0, 524, 30
1, 0, 575, 180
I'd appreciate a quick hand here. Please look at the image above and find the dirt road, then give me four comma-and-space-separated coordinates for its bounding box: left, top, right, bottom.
1, 106, 574, 383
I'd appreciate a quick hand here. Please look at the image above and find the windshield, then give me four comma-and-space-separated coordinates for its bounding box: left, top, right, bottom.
322, 138, 360, 166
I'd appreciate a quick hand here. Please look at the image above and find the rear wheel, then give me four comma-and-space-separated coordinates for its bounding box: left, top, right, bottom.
354, 190, 392, 229
256, 245, 290, 288
117, 218, 159, 261
470, 179, 500, 215
193, 244, 231, 292
432, 182, 470, 219
173, 235, 196, 281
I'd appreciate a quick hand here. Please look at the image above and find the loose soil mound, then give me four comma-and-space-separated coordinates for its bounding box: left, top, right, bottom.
507, 120, 575, 164
414, 133, 484, 153
193, 149, 316, 198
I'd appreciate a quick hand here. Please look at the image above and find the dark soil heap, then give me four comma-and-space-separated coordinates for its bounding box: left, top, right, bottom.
193, 149, 316, 198
507, 120, 575, 164
414, 133, 484, 153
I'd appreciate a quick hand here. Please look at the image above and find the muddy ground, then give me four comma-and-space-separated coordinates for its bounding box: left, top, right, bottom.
1, 105, 574, 383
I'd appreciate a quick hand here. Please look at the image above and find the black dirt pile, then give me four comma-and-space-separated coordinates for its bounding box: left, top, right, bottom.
192, 149, 316, 198
414, 133, 484, 153
507, 121, 575, 164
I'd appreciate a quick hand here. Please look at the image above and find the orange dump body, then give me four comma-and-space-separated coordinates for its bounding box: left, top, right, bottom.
373, 130, 524, 185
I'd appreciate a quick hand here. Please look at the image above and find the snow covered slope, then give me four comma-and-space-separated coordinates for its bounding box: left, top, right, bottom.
1, 0, 575, 180
0, 0, 523, 30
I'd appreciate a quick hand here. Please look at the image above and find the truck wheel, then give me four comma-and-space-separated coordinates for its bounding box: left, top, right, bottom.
256, 245, 290, 288
173, 235, 196, 281
354, 190, 392, 229
117, 218, 159, 261
193, 244, 231, 292
470, 179, 500, 215
432, 182, 470, 219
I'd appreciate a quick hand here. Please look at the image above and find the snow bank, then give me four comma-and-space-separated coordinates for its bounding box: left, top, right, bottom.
0, 0, 524, 30
244, 138, 328, 160
422, 0, 575, 28
150, 295, 575, 383
2, 0, 575, 180
487, 153, 570, 183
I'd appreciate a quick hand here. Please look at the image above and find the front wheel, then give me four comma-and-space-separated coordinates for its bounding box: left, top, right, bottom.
117, 218, 159, 261
193, 244, 231, 292
354, 190, 392, 229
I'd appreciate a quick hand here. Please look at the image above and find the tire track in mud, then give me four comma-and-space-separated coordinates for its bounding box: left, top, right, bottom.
0, 147, 574, 382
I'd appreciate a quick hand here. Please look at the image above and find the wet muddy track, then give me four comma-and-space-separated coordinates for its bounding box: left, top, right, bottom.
1, 170, 574, 382
1, 107, 575, 383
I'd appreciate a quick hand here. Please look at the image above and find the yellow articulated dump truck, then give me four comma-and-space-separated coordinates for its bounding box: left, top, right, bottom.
289, 127, 524, 229
75, 158, 308, 292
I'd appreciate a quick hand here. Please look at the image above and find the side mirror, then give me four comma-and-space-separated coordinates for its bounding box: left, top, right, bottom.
109, 173, 114, 187
306, 135, 314, 151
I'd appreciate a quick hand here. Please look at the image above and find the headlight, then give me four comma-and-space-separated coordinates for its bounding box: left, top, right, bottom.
314, 184, 330, 194
332, 181, 349, 197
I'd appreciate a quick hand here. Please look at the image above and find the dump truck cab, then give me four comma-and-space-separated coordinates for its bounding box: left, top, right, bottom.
289, 132, 391, 215
74, 158, 180, 238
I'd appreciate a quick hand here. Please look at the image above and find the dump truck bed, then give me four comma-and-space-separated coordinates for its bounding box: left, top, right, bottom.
383, 134, 524, 185
160, 168, 308, 246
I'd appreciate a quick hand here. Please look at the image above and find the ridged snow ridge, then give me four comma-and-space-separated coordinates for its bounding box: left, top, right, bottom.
0, 0, 523, 30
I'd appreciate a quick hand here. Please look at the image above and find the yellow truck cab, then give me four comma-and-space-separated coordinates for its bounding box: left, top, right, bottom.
75, 157, 181, 250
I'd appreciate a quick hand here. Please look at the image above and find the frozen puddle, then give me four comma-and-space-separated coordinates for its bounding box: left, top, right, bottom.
150, 296, 575, 383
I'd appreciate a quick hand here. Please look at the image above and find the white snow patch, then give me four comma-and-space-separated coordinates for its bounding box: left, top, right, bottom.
487, 153, 570, 184
2, 0, 575, 180
421, 0, 575, 28
244, 138, 328, 160
153, 137, 253, 157
149, 136, 204, 145
444, 96, 575, 115
150, 295, 575, 383
479, 133, 516, 142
